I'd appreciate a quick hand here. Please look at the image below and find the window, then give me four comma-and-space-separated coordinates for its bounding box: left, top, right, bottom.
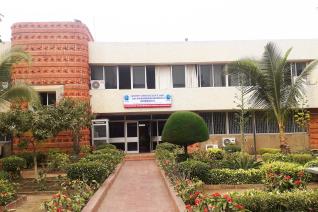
158, 121, 166, 136
228, 112, 240, 134
213, 65, 226, 87
132, 66, 146, 88
146, 66, 156, 89
228, 73, 240, 87
93, 125, 107, 138
119, 66, 131, 89
200, 113, 213, 134
291, 62, 306, 77
127, 122, 138, 137
255, 111, 267, 133
105, 66, 117, 89
172, 65, 185, 88
91, 66, 103, 80
198, 64, 226, 87
109, 122, 125, 138
39, 92, 56, 105
199, 65, 212, 87
213, 112, 226, 134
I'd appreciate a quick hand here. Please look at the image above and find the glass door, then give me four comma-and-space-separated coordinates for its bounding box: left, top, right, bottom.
126, 121, 139, 153
92, 119, 109, 148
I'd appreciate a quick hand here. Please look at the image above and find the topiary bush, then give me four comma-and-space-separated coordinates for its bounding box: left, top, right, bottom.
208, 169, 263, 184
161, 111, 209, 153
1, 156, 26, 179
233, 189, 318, 212
178, 160, 210, 183
207, 148, 225, 160
67, 161, 109, 184
288, 153, 314, 165
258, 148, 281, 155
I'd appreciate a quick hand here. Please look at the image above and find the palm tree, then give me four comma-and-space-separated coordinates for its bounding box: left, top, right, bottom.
0, 47, 39, 109
228, 42, 318, 153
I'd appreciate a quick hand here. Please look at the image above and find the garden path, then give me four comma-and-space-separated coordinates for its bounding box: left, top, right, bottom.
97, 160, 177, 212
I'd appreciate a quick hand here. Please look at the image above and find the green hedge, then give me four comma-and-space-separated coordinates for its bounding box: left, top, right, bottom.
262, 153, 314, 165
16, 152, 47, 168
1, 156, 26, 178
233, 189, 318, 211
208, 169, 263, 184
258, 148, 280, 155
95, 143, 117, 150
304, 159, 318, 168
67, 161, 110, 183
178, 160, 210, 183
155, 142, 178, 152
260, 161, 311, 182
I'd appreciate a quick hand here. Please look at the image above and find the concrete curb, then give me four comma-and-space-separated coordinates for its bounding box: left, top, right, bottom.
82, 160, 125, 212
156, 161, 186, 212
1, 195, 27, 210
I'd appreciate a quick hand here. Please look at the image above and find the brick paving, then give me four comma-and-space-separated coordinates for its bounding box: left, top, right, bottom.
97, 160, 177, 212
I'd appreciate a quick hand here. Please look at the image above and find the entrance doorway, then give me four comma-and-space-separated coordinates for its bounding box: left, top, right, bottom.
138, 121, 151, 153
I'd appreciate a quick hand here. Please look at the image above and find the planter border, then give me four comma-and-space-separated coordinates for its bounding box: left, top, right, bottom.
156, 160, 186, 212
0, 195, 27, 210
81, 160, 125, 212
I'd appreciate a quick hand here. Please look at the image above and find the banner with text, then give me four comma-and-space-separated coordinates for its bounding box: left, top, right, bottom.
123, 94, 172, 108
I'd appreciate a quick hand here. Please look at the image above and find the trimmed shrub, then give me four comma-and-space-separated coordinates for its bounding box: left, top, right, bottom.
190, 150, 210, 163
209, 160, 228, 169
0, 179, 17, 206
262, 153, 314, 165
47, 152, 70, 172
80, 153, 122, 170
156, 142, 178, 152
261, 161, 311, 182
233, 189, 318, 212
1, 156, 26, 179
258, 148, 280, 155
288, 153, 314, 165
304, 158, 318, 168
207, 148, 225, 160
224, 144, 241, 153
161, 112, 209, 151
95, 143, 116, 150
178, 160, 210, 183
67, 161, 109, 183
208, 169, 263, 184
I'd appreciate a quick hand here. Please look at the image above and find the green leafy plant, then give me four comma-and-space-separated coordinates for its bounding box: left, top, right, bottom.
207, 148, 225, 160
225, 152, 262, 170
155, 142, 179, 152
1, 156, 26, 179
304, 158, 318, 168
16, 152, 47, 169
174, 178, 203, 205
264, 171, 306, 192
95, 143, 116, 150
0, 179, 17, 206
262, 153, 314, 165
161, 111, 209, 154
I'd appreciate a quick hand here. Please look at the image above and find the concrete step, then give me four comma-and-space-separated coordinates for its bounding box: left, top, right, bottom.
125, 153, 155, 161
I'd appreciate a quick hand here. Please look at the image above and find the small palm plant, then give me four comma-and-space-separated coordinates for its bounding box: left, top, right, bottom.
228, 42, 318, 153
0, 46, 39, 109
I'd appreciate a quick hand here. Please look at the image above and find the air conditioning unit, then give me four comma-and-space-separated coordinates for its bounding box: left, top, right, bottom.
91, 80, 105, 90
206, 144, 219, 150
222, 137, 236, 147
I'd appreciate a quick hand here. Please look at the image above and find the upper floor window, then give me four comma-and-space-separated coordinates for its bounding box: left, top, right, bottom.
291, 62, 306, 77
198, 64, 226, 87
105, 66, 117, 89
39, 92, 56, 106
172, 65, 185, 88
119, 66, 131, 89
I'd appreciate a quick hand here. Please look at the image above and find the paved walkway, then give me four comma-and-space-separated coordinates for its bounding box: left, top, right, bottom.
98, 160, 177, 212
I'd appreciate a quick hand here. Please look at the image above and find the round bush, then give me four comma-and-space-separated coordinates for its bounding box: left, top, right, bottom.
161, 111, 209, 151
1, 156, 26, 178
178, 160, 210, 183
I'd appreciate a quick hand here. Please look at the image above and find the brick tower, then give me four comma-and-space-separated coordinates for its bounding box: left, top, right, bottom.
10, 21, 93, 152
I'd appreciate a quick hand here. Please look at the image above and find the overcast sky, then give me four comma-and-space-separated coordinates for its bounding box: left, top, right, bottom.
1, 0, 318, 42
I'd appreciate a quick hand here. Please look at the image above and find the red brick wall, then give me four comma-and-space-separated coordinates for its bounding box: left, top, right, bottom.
309, 110, 318, 149
11, 21, 93, 153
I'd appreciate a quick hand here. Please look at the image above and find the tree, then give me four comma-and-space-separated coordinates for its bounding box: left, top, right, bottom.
0, 47, 39, 109
228, 42, 318, 153
54, 98, 92, 156
161, 111, 209, 154
0, 105, 62, 178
